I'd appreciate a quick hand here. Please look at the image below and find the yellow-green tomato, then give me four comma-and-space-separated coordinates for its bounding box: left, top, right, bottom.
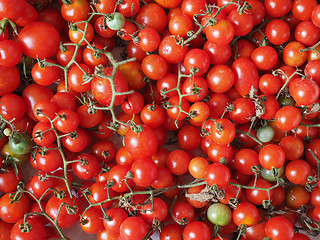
8, 132, 33, 155
207, 202, 232, 226
107, 12, 125, 31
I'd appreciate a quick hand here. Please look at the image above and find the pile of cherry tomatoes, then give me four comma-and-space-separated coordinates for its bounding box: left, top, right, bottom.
1, 0, 320, 240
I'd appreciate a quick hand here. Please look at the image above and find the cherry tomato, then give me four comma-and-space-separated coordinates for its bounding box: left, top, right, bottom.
265, 216, 294, 240
18, 22, 60, 59
46, 195, 81, 228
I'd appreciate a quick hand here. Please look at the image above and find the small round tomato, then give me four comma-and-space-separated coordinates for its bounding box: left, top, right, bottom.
160, 224, 183, 240
0, 94, 25, 121
69, 22, 94, 46
91, 67, 129, 107
183, 221, 211, 240
18, 21, 60, 59
233, 202, 260, 227
11, 218, 46, 240
124, 125, 158, 159
228, 10, 253, 36
103, 207, 128, 234
289, 77, 320, 106
107, 12, 125, 30
119, 217, 148, 240
141, 54, 168, 80
8, 132, 33, 155
210, 118, 235, 145
275, 106, 302, 131
32, 59, 60, 86
61, 0, 90, 22
207, 203, 232, 226
159, 35, 189, 64
246, 179, 273, 205
0, 193, 30, 223
264, 0, 292, 17
72, 153, 101, 180
141, 197, 168, 223
258, 144, 285, 170
285, 159, 311, 186
283, 41, 307, 67
137, 27, 160, 52
206, 65, 235, 93
234, 148, 259, 175
0, 40, 22, 68
205, 163, 231, 187
46, 195, 81, 228
54, 109, 79, 133
251, 46, 278, 70
166, 149, 190, 175
131, 158, 158, 187
265, 216, 294, 240
80, 208, 104, 234
0, 164, 23, 193
0, 66, 20, 96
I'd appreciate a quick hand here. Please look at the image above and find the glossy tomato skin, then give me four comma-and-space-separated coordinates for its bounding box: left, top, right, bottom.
231, 58, 259, 97
0, 94, 25, 121
283, 41, 308, 67
246, 179, 273, 205
0, 193, 30, 223
259, 144, 285, 170
183, 221, 211, 240
203, 41, 231, 65
159, 35, 189, 64
67, 63, 93, 93
72, 153, 101, 180
124, 125, 158, 159
264, 0, 292, 18
0, 220, 13, 240
18, 21, 60, 59
160, 224, 183, 240
61, 0, 90, 22
210, 118, 235, 145
0, 40, 22, 68
80, 207, 104, 234
205, 163, 231, 187
0, 66, 20, 96
135, 3, 167, 33
0, 166, 23, 193
172, 201, 195, 224
0, 0, 25, 20
91, 67, 129, 107
233, 202, 260, 227
265, 216, 294, 240
274, 106, 302, 131
11, 218, 46, 240
166, 149, 190, 175
289, 77, 320, 106
119, 217, 148, 240
137, 27, 160, 52
141, 197, 168, 223
131, 158, 158, 187
22, 84, 54, 121
46, 195, 82, 228
32, 59, 60, 86
103, 207, 128, 234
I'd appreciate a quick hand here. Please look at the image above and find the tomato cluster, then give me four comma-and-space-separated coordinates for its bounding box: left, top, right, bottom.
1, 0, 320, 240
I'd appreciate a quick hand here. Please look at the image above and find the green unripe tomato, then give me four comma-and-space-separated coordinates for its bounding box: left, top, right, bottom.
207, 202, 232, 226
107, 12, 125, 31
261, 166, 284, 182
8, 132, 34, 155
256, 125, 275, 143
278, 95, 295, 107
